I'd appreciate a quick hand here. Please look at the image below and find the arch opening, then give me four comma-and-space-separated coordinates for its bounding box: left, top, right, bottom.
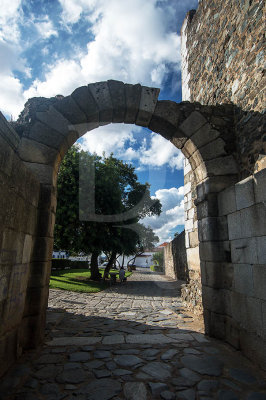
1, 80, 245, 376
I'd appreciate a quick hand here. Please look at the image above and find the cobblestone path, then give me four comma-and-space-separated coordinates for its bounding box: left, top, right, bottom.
1, 269, 265, 400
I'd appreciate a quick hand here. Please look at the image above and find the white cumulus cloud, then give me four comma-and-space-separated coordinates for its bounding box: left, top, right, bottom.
35, 17, 58, 39
21, 0, 182, 108
142, 186, 184, 242
79, 126, 184, 171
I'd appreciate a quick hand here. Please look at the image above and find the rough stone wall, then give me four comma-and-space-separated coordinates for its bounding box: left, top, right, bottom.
0, 80, 244, 376
0, 113, 41, 377
182, 158, 203, 314
164, 231, 188, 281
181, 0, 265, 177
206, 168, 266, 369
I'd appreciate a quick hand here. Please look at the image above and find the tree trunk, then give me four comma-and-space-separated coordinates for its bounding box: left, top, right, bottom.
127, 253, 138, 266
90, 251, 101, 280
104, 251, 117, 279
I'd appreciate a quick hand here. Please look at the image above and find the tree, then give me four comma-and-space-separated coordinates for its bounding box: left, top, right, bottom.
152, 251, 164, 267
126, 224, 159, 266
54, 145, 162, 280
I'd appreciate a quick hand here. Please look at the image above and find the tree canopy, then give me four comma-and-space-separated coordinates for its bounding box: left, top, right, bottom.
54, 145, 161, 279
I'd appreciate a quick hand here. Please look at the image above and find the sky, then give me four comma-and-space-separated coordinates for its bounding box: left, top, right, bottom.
0, 0, 198, 243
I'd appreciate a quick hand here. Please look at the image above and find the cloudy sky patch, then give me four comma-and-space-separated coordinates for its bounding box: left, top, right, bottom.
0, 0, 198, 242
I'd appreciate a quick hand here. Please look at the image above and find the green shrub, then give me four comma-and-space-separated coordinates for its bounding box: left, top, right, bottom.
52, 259, 89, 270
150, 264, 163, 272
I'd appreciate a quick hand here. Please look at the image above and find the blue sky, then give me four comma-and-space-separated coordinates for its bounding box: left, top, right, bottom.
0, 0, 198, 243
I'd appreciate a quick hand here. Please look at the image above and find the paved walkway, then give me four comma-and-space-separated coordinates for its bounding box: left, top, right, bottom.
0, 269, 265, 400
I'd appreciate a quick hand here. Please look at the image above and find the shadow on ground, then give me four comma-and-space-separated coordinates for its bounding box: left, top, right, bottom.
0, 305, 265, 400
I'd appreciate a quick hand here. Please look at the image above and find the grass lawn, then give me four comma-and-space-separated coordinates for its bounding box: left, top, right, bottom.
49, 268, 132, 293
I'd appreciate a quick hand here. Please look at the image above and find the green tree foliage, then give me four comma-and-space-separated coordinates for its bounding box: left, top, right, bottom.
152, 251, 164, 267
54, 145, 162, 279
127, 224, 159, 266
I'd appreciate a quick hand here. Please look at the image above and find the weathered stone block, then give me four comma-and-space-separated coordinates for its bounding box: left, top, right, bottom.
197, 194, 218, 219
231, 238, 258, 264
188, 207, 195, 220
205, 155, 238, 176
190, 124, 220, 148
202, 262, 233, 290
184, 181, 191, 195
193, 161, 208, 182
231, 291, 246, 325
254, 168, 266, 203
189, 150, 203, 172
2, 229, 25, 264
199, 241, 229, 262
182, 139, 197, 159
198, 216, 228, 242
218, 185, 236, 216
262, 300, 266, 332
171, 136, 187, 149
36, 106, 72, 135
22, 235, 33, 264
0, 112, 20, 150
18, 138, 60, 166
235, 176, 255, 210
187, 230, 198, 248
239, 329, 266, 370
149, 100, 182, 139
136, 86, 160, 127
19, 312, 46, 349
196, 176, 238, 204
186, 246, 200, 270
37, 210, 56, 238
233, 264, 254, 296
88, 81, 113, 123
107, 80, 126, 123
124, 83, 142, 124
180, 111, 207, 137
27, 261, 52, 289
53, 95, 87, 125
202, 286, 225, 314
71, 85, 99, 122
245, 297, 263, 334
227, 211, 242, 240
31, 237, 54, 262
184, 160, 192, 175
39, 184, 57, 213
240, 204, 266, 237
225, 315, 240, 349
199, 138, 227, 161
185, 218, 193, 230
253, 265, 266, 301
201, 261, 223, 289
0, 329, 18, 377
28, 121, 65, 151
23, 162, 56, 186
256, 236, 266, 264
23, 285, 49, 317
0, 136, 15, 179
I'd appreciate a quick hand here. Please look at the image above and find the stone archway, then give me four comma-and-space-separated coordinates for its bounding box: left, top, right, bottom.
0, 80, 240, 376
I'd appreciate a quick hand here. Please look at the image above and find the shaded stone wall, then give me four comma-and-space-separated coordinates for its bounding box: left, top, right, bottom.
181, 0, 265, 177
0, 113, 41, 377
0, 80, 247, 376
204, 168, 266, 369
164, 231, 188, 281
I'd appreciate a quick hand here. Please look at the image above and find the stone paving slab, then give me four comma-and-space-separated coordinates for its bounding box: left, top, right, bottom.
0, 269, 265, 400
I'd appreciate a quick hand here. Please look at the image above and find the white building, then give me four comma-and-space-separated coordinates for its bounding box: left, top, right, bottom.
52, 250, 68, 259
116, 243, 168, 268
